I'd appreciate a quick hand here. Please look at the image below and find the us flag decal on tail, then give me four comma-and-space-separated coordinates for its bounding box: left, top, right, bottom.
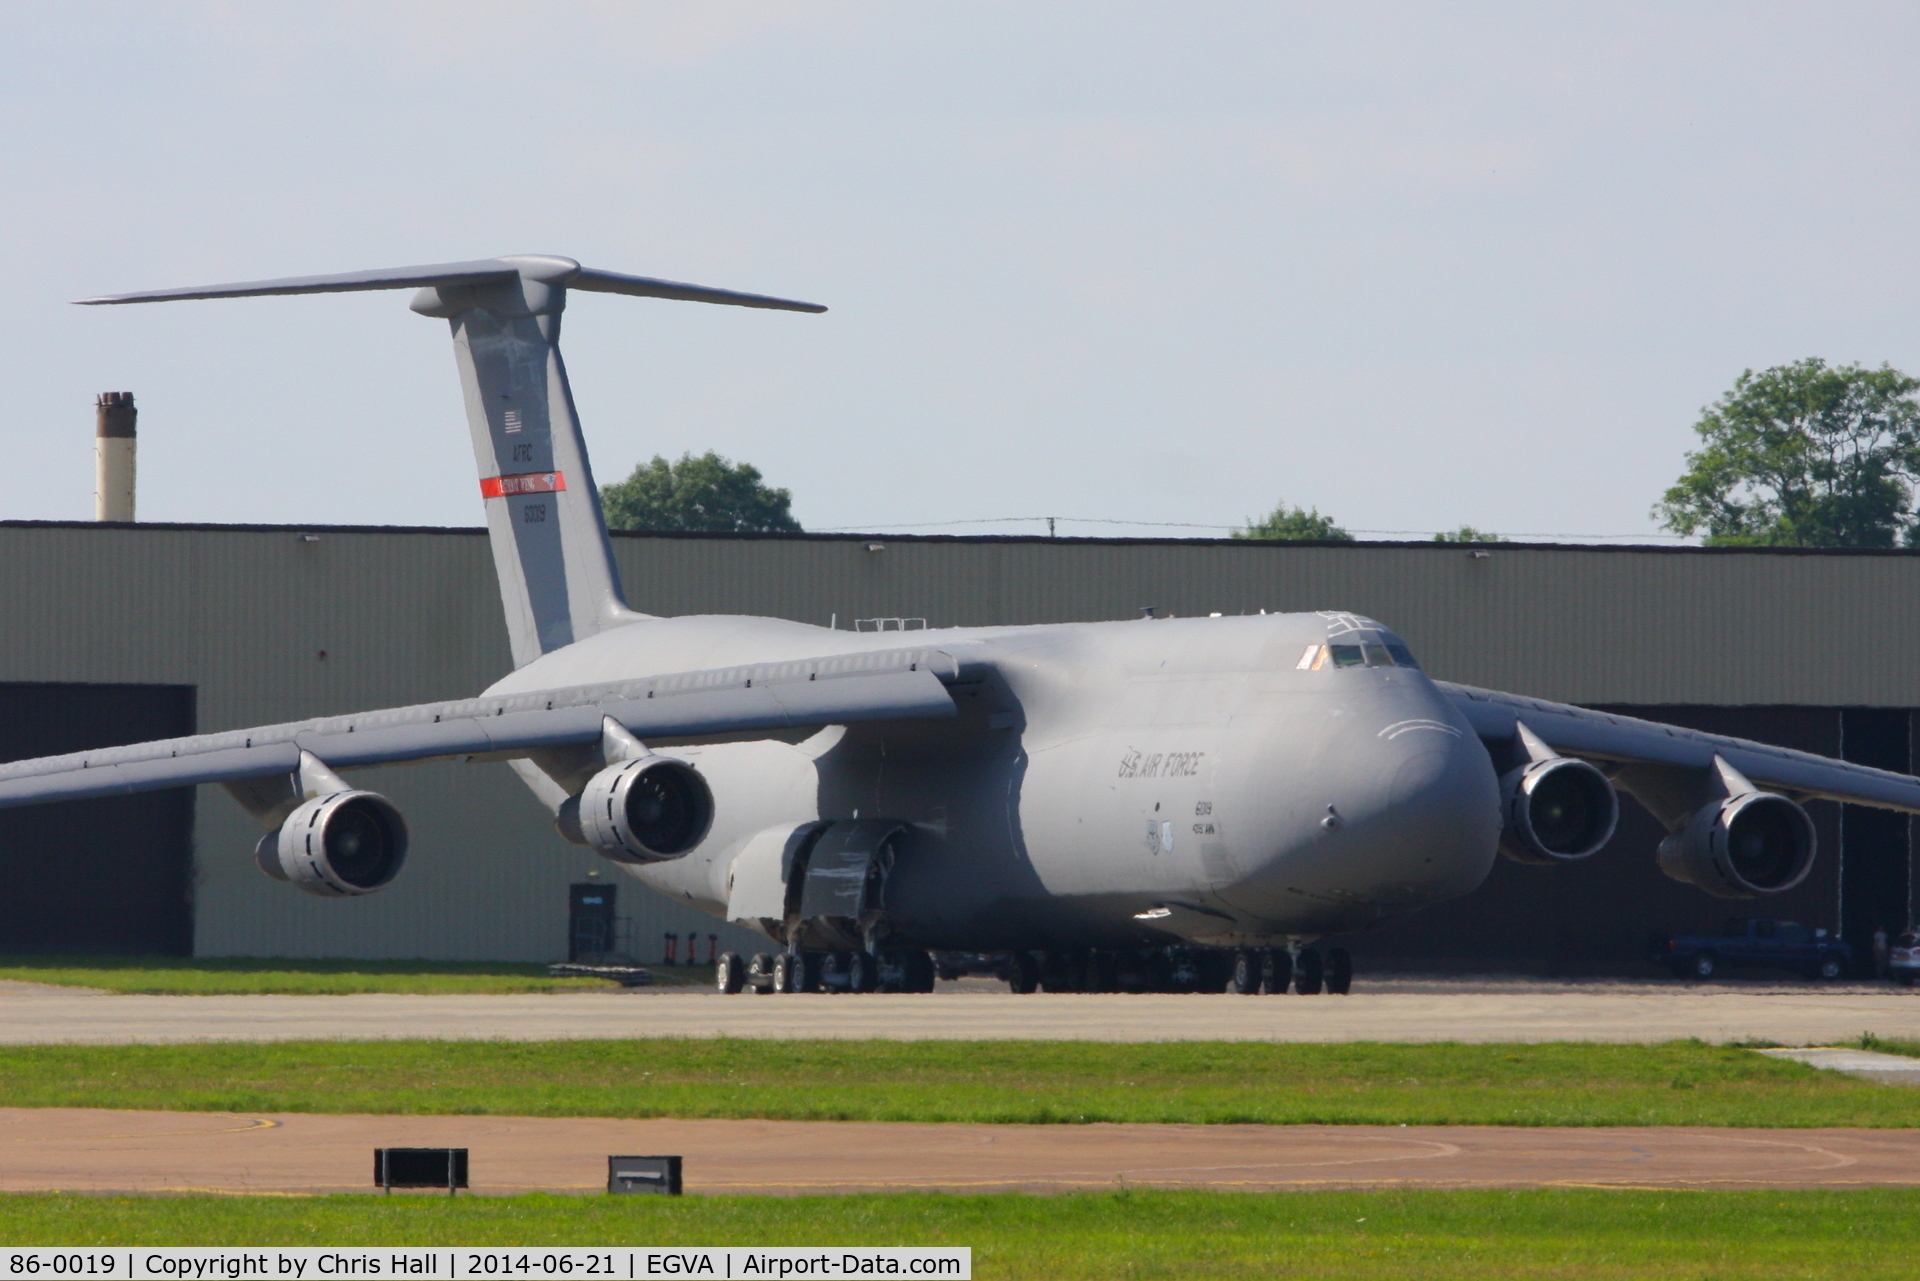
480, 471, 568, 498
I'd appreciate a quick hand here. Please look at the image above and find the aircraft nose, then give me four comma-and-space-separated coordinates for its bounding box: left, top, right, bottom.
1354, 720, 1502, 900
1253, 707, 1501, 915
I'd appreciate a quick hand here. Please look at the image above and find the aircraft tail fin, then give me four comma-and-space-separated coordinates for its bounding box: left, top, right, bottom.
79, 255, 825, 667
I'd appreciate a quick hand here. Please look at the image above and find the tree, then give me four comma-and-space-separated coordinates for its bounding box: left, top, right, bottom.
600, 452, 802, 534
1656, 359, 1920, 548
1231, 502, 1353, 541
1433, 525, 1507, 543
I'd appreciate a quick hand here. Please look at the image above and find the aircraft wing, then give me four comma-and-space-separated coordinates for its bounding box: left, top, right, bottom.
0, 647, 962, 810
1437, 680, 1920, 814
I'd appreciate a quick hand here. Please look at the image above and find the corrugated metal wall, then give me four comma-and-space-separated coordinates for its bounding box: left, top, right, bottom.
611, 533, 1920, 706
2, 519, 1916, 960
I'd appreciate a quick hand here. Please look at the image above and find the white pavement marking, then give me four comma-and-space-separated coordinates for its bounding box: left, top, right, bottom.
1758, 1047, 1920, 1084
2, 984, 1920, 1045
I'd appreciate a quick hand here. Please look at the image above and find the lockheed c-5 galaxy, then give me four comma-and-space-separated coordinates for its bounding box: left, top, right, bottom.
6, 254, 1920, 997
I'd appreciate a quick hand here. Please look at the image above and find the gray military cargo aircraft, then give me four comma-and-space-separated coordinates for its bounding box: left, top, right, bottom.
4, 254, 1919, 997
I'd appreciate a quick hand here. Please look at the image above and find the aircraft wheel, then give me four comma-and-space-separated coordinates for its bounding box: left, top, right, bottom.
774, 952, 801, 994
1325, 947, 1353, 995
901, 949, 937, 993
1231, 949, 1262, 995
1263, 949, 1290, 995
850, 951, 879, 993
797, 950, 823, 993
749, 952, 775, 995
1007, 951, 1040, 994
716, 951, 745, 995
1190, 952, 1236, 990
1293, 948, 1324, 995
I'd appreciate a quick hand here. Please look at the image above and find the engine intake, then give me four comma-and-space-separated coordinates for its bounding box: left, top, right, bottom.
574, 756, 714, 863
272, 790, 409, 897
1499, 757, 1619, 864
1658, 791, 1816, 898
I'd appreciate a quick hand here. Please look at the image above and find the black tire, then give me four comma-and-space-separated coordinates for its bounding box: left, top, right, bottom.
1263, 948, 1290, 995
1325, 947, 1353, 995
850, 951, 879, 993
902, 949, 937, 993
1817, 953, 1845, 981
1199, 950, 1233, 994
749, 952, 775, 995
1231, 949, 1262, 995
797, 950, 823, 993
1691, 953, 1717, 980
716, 951, 745, 995
1008, 951, 1040, 994
774, 952, 799, 994
1294, 948, 1324, 995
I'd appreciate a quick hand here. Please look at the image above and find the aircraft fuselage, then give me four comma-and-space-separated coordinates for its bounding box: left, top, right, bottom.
490, 609, 1503, 949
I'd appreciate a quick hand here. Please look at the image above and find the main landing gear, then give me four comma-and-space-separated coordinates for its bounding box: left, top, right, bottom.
717, 948, 937, 995
716, 944, 1355, 995
996, 945, 1354, 994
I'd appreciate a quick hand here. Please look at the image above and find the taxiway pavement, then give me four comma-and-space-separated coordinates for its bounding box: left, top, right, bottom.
1, 978, 1918, 1045
0, 1107, 1913, 1195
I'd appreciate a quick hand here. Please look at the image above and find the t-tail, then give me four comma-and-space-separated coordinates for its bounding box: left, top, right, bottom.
77, 256, 826, 667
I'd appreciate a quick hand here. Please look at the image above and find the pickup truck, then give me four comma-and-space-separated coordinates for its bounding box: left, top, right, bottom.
1649, 918, 1851, 981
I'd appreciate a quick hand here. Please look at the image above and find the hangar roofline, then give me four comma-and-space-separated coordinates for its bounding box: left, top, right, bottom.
4, 517, 1919, 558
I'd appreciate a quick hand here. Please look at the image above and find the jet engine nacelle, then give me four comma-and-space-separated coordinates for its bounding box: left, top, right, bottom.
1498, 756, 1619, 864
1657, 791, 1816, 898
574, 755, 714, 864
259, 790, 410, 897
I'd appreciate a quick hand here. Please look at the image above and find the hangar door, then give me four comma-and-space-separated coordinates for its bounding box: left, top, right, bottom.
0, 683, 196, 955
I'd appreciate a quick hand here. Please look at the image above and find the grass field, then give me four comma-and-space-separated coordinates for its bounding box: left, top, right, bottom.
3, 1038, 1918, 1127
3, 1188, 1917, 1278
0, 957, 710, 995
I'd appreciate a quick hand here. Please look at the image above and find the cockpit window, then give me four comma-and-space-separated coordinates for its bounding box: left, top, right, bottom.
1303, 640, 1422, 671
1306, 642, 1421, 670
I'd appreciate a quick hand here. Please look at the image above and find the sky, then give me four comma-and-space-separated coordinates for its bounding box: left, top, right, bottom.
3, 2, 1917, 541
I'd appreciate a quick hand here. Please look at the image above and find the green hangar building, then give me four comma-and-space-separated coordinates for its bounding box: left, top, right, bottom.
1, 518, 1913, 976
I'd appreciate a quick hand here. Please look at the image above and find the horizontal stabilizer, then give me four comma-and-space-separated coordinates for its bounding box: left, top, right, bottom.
571, 267, 827, 312
74, 259, 523, 305
75, 254, 826, 312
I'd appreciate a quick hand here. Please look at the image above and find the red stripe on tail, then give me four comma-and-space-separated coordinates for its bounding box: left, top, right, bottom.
480, 471, 568, 498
